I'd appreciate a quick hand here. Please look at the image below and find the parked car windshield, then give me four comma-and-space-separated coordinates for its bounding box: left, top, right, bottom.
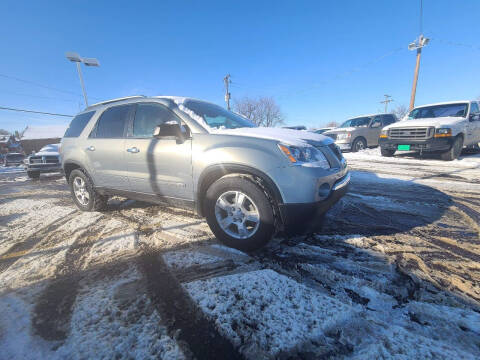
407, 103, 469, 119
39, 144, 59, 153
339, 117, 370, 128
182, 100, 256, 129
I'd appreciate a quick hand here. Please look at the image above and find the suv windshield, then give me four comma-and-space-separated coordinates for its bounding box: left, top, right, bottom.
339, 117, 370, 128
408, 103, 469, 119
182, 100, 256, 129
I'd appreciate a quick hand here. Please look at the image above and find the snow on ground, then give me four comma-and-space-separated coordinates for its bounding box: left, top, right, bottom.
54, 266, 185, 360
185, 269, 354, 358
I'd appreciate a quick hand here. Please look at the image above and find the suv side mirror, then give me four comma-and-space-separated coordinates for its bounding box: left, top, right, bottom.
153, 122, 187, 143
371, 121, 382, 128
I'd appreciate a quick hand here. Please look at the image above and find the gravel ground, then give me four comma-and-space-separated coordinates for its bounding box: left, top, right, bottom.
0, 149, 479, 359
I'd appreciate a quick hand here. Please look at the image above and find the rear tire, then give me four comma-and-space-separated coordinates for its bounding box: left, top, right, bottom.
205, 176, 275, 252
27, 171, 40, 179
351, 137, 367, 152
440, 136, 463, 161
69, 169, 108, 211
380, 147, 396, 157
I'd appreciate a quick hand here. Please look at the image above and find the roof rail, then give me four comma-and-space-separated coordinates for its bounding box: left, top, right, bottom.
89, 95, 146, 108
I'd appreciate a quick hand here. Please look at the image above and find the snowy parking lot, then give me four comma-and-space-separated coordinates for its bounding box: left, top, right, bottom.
1, 149, 479, 359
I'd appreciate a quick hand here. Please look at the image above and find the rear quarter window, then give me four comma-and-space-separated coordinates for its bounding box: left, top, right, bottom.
64, 111, 96, 137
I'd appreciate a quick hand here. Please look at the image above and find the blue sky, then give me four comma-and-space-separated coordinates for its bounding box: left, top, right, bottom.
0, 0, 479, 133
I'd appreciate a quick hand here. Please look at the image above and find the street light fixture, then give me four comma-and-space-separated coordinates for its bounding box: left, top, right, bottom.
65, 52, 100, 107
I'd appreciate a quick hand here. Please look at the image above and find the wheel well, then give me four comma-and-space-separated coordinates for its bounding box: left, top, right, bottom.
353, 136, 367, 145
196, 165, 283, 218
64, 162, 81, 181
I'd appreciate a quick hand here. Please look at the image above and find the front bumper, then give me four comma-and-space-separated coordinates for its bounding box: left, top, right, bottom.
27, 164, 62, 173
278, 172, 350, 236
379, 137, 454, 153
335, 142, 352, 151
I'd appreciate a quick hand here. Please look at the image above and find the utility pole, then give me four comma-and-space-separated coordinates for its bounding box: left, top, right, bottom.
408, 0, 429, 110
224, 74, 231, 110
380, 94, 393, 113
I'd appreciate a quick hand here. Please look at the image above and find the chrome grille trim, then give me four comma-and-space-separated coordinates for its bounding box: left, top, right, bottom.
388, 127, 434, 140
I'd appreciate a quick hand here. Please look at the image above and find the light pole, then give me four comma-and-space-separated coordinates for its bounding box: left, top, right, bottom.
407, 35, 429, 111
65, 52, 100, 107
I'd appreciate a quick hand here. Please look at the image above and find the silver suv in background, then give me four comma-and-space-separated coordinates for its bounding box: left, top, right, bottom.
324, 113, 397, 152
60, 96, 350, 251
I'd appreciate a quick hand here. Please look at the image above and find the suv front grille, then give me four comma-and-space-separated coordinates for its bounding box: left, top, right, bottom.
29, 156, 59, 164
388, 127, 433, 140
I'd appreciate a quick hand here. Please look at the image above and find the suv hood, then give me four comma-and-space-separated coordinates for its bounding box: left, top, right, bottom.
384, 116, 465, 130
323, 127, 357, 134
214, 127, 333, 146
30, 150, 59, 157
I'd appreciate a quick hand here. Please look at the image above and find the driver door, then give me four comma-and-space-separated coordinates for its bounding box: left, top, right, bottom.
368, 116, 383, 146
125, 102, 193, 201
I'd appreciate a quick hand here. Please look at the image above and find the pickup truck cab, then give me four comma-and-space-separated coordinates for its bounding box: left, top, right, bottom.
379, 101, 480, 160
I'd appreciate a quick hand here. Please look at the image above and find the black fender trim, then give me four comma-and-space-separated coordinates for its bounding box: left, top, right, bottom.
196, 164, 284, 217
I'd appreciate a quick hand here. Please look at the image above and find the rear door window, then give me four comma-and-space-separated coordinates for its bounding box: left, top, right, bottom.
131, 103, 181, 138
64, 111, 95, 137
90, 105, 132, 138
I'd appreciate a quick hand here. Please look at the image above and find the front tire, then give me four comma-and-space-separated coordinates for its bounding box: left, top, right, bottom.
352, 137, 367, 152
380, 147, 396, 157
441, 136, 463, 161
69, 169, 108, 211
205, 176, 275, 252
27, 171, 40, 179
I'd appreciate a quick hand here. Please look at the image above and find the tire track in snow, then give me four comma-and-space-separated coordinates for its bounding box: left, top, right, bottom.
31, 217, 121, 341
138, 245, 245, 360
0, 210, 77, 274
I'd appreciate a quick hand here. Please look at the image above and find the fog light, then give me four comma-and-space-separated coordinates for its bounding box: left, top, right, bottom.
318, 183, 331, 200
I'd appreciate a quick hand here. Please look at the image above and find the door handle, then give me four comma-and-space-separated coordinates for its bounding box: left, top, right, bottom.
86, 146, 95, 151
126, 147, 140, 153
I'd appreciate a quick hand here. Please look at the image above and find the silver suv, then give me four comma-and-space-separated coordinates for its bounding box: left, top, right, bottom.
60, 96, 350, 251
324, 113, 397, 152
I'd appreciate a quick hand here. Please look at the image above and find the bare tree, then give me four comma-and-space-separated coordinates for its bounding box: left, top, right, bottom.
392, 104, 409, 120
325, 121, 338, 128
234, 96, 285, 127
0, 129, 9, 135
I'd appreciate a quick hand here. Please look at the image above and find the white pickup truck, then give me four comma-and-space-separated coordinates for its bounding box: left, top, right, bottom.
379, 100, 480, 160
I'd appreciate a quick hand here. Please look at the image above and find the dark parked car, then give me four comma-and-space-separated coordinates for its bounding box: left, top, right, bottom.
3, 153, 25, 167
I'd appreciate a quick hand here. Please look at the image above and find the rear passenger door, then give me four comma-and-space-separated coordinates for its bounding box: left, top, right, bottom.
84, 104, 134, 190
125, 102, 193, 201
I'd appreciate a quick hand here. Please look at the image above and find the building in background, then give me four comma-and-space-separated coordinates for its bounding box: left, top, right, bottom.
20, 125, 67, 154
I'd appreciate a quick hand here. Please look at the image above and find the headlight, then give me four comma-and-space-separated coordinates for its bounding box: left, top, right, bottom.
379, 129, 388, 138
336, 133, 351, 140
278, 144, 330, 169
435, 128, 452, 137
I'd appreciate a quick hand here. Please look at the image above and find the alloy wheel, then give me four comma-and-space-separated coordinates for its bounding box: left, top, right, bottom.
214, 191, 260, 239
73, 176, 90, 206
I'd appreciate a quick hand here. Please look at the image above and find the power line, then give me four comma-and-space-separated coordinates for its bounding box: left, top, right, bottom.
380, 94, 393, 112
0, 106, 73, 117
0, 90, 79, 103
0, 73, 101, 100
